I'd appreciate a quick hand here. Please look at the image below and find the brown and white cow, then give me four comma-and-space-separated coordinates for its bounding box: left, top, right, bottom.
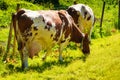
67, 4, 95, 42
12, 9, 90, 69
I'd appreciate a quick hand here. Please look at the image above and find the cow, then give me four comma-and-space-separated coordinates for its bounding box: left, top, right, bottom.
67, 4, 95, 42
12, 9, 90, 69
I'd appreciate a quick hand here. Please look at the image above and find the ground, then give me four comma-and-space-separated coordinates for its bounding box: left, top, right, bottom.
0, 28, 120, 80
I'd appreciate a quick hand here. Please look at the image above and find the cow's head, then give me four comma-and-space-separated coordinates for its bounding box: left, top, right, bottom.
82, 33, 90, 54
67, 4, 95, 44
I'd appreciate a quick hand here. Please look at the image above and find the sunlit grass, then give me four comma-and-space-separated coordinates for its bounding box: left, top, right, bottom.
0, 32, 120, 80
0, 28, 9, 42
0, 0, 119, 79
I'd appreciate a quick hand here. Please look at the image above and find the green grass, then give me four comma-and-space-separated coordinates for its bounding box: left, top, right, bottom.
0, 29, 120, 80
0, 0, 120, 79
0, 28, 9, 42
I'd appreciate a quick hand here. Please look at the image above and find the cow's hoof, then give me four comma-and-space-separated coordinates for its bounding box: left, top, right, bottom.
42, 58, 45, 61
22, 66, 28, 70
58, 59, 63, 64
82, 49, 90, 55
22, 67, 29, 71
59, 56, 63, 62
59, 57, 63, 63
59, 59, 63, 62
42, 57, 46, 61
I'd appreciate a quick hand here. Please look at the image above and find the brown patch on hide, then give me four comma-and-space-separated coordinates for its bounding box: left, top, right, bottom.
33, 26, 38, 31
35, 33, 38, 35
84, 11, 87, 19
44, 21, 52, 31
60, 40, 66, 43
58, 10, 84, 44
70, 23, 84, 43
29, 33, 32, 36
17, 9, 33, 33
67, 7, 79, 25
51, 34, 53, 38
87, 15, 91, 20
58, 10, 71, 39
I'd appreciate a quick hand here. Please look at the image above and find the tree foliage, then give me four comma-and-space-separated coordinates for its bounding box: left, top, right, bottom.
25, 0, 60, 7
102, 0, 118, 5
0, 1, 8, 10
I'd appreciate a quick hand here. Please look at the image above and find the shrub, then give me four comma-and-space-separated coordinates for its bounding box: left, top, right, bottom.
0, 1, 8, 10
91, 24, 101, 39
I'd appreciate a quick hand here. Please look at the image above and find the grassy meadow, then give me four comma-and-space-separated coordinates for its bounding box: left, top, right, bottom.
0, 0, 120, 80
0, 29, 120, 80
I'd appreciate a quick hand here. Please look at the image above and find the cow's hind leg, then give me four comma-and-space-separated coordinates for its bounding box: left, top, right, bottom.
58, 43, 65, 62
59, 46, 63, 62
20, 47, 28, 70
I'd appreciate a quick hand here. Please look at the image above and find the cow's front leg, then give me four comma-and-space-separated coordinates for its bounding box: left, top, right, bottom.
20, 47, 28, 70
42, 51, 48, 61
42, 48, 52, 61
58, 44, 64, 62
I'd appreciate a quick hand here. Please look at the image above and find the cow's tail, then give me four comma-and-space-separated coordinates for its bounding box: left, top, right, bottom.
12, 9, 25, 38
12, 13, 17, 38
12, 10, 25, 50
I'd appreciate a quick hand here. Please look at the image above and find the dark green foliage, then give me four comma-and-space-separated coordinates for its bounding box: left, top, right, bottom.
0, 1, 8, 10
25, 0, 60, 7
102, 0, 118, 5
0, 0, 119, 38
91, 24, 101, 39
67, 42, 77, 50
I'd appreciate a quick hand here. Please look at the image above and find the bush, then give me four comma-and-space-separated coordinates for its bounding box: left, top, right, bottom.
0, 1, 8, 10
103, 0, 118, 5
91, 24, 101, 39
25, 0, 60, 7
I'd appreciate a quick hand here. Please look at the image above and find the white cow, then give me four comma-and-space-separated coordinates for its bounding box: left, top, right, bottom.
67, 4, 95, 42
12, 9, 90, 69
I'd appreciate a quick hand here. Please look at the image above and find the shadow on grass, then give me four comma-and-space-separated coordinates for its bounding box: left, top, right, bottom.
28, 54, 88, 73
1, 54, 88, 77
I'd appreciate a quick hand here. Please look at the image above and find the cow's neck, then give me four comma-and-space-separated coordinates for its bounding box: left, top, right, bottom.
70, 23, 84, 43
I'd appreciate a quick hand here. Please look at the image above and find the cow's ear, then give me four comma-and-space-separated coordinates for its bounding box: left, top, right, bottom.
81, 6, 87, 19
81, 5, 86, 11
66, 7, 73, 13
